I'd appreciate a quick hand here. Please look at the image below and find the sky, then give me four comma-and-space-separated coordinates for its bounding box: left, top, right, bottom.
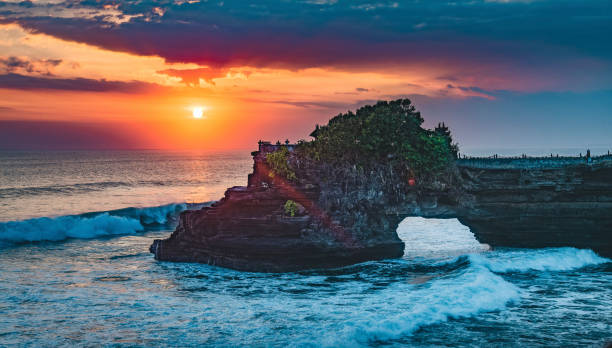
0, 0, 611, 152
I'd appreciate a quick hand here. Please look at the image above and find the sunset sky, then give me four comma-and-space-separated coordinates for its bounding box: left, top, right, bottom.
0, 0, 611, 152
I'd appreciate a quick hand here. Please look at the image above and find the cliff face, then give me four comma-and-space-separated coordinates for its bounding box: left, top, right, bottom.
149, 149, 410, 272
456, 160, 612, 257
151, 148, 612, 272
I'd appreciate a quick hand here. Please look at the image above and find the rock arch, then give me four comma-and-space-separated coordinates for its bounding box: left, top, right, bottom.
151, 150, 612, 272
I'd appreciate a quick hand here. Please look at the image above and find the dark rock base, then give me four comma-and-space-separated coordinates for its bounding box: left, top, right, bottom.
151, 238, 404, 272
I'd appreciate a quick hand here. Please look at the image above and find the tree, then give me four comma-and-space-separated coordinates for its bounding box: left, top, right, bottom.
297, 99, 457, 176
309, 124, 320, 139
434, 122, 459, 158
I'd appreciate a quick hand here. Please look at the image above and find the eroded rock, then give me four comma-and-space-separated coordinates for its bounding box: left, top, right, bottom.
151, 147, 612, 272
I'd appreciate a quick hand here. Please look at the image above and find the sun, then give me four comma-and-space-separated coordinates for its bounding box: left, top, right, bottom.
192, 106, 206, 119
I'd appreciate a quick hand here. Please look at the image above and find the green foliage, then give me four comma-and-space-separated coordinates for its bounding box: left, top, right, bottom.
284, 200, 298, 217
309, 124, 320, 138
266, 147, 297, 181
434, 122, 459, 158
297, 99, 457, 176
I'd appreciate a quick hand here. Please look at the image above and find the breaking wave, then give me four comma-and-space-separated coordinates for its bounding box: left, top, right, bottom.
335, 265, 520, 346
0, 202, 211, 244
311, 247, 610, 346
468, 247, 610, 273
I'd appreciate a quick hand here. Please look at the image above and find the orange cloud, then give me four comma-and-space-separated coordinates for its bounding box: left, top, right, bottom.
157, 67, 228, 86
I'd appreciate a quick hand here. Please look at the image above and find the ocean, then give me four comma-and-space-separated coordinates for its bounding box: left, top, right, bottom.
0, 151, 610, 347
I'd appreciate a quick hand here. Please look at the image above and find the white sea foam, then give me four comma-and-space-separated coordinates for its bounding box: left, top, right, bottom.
107, 203, 188, 225
398, 217, 609, 272
0, 214, 144, 243
0, 212, 610, 346
469, 247, 610, 273
337, 217, 612, 347
0, 203, 190, 244
312, 264, 521, 347
316, 247, 610, 346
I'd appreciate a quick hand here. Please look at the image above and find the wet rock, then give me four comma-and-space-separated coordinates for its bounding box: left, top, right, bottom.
151, 148, 612, 272
457, 160, 612, 258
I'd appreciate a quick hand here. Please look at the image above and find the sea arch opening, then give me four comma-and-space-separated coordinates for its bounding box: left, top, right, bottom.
396, 217, 490, 259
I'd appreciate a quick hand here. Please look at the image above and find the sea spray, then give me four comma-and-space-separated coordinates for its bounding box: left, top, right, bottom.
328, 265, 521, 346
312, 247, 611, 347
0, 202, 210, 244
81, 203, 190, 225
0, 241, 610, 346
468, 247, 610, 273
0, 213, 143, 243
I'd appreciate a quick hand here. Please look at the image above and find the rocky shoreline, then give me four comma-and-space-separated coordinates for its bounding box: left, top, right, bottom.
150, 144, 612, 271
457, 158, 612, 257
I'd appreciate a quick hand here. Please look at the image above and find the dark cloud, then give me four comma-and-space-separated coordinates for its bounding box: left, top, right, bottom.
446, 84, 498, 98
261, 100, 350, 109
0, 73, 163, 93
2, 0, 611, 78
0, 56, 34, 72
254, 98, 381, 111
355, 87, 369, 92
0, 56, 62, 75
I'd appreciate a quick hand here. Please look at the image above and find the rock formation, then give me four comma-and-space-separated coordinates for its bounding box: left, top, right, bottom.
150, 143, 612, 272
456, 157, 612, 257
150, 145, 407, 272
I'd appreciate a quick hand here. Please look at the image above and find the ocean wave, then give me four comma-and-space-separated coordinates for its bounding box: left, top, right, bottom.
468, 247, 610, 273
80, 203, 190, 225
0, 181, 132, 198
0, 202, 210, 244
316, 263, 520, 346
308, 247, 610, 346
309, 256, 473, 281
0, 180, 194, 199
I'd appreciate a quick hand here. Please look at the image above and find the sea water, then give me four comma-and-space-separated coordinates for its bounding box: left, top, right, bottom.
0, 151, 610, 347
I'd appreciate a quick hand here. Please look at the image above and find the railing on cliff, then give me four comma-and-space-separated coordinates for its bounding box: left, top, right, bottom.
456, 153, 612, 169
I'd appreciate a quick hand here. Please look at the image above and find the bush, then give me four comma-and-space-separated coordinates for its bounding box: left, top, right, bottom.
298, 99, 457, 177
266, 147, 297, 181
284, 200, 298, 217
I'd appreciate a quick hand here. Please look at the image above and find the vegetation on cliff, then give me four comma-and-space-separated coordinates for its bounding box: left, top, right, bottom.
284, 200, 298, 217
299, 99, 458, 176
434, 122, 459, 159
266, 147, 297, 181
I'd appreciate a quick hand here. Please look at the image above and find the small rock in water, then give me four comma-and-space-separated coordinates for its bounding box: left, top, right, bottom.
94, 276, 131, 282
